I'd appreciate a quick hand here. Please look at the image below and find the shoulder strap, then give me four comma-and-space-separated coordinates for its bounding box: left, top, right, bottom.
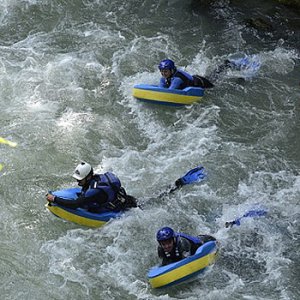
90, 173, 120, 204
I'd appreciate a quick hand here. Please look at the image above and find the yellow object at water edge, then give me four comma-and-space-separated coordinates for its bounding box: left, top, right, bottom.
0, 137, 17, 147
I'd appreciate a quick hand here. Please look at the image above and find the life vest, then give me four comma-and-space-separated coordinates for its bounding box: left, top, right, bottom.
91, 172, 121, 202
179, 233, 216, 252
90, 172, 137, 211
81, 172, 123, 212
165, 69, 194, 89
174, 70, 194, 87
177, 233, 203, 255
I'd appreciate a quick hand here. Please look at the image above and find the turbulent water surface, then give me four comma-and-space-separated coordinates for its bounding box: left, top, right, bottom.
0, 0, 299, 299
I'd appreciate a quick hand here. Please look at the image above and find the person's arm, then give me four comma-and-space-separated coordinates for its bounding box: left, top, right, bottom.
159, 77, 167, 88
47, 188, 107, 209
179, 237, 192, 258
51, 194, 86, 208
169, 77, 183, 89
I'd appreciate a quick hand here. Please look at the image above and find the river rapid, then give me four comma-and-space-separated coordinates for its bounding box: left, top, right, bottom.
0, 0, 299, 299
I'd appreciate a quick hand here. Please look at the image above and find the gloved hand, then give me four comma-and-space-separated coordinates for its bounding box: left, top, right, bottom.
176, 165, 206, 186
46, 192, 55, 202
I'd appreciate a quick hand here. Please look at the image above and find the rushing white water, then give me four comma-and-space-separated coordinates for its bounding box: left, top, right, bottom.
0, 0, 299, 299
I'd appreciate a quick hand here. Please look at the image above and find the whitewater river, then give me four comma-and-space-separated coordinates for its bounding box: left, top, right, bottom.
0, 0, 299, 299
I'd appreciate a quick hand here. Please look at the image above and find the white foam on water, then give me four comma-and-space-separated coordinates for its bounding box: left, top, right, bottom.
117, 73, 220, 196
1, 0, 299, 299
56, 108, 93, 132
259, 47, 299, 75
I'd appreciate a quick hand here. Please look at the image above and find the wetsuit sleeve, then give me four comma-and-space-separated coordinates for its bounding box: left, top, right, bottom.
53, 188, 107, 209
169, 77, 183, 89
52, 195, 87, 208
159, 77, 167, 88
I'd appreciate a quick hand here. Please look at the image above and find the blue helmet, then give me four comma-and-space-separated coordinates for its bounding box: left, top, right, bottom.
158, 59, 175, 70
156, 227, 175, 241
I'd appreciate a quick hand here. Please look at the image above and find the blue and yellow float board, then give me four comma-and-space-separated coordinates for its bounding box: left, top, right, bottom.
148, 240, 218, 288
46, 188, 122, 227
132, 84, 204, 106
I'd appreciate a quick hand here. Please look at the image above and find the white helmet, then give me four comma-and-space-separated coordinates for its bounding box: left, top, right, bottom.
72, 162, 93, 180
